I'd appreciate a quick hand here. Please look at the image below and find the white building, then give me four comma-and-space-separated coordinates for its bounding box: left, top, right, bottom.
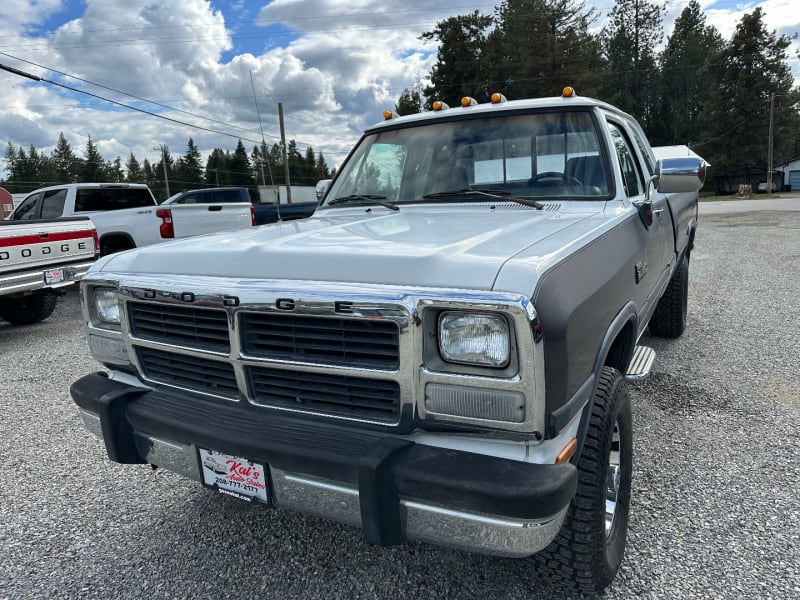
776, 158, 800, 191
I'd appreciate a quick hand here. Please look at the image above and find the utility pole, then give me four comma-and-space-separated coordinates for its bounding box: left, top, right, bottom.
767, 92, 775, 194
278, 102, 292, 204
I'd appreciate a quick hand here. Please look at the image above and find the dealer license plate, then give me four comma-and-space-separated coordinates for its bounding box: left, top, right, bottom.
43, 268, 66, 285
198, 448, 269, 505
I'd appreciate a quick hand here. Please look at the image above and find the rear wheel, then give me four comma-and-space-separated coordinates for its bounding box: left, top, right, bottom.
0, 292, 59, 326
532, 367, 632, 594
649, 255, 689, 338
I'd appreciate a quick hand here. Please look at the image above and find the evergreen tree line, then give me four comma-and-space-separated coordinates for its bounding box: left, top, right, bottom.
2, 133, 332, 201
399, 0, 800, 186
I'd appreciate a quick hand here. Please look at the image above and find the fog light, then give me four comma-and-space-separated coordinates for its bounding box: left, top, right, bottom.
425, 383, 524, 423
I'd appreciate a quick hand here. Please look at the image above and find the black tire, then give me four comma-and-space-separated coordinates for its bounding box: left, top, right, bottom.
532, 367, 632, 595
649, 255, 689, 338
0, 292, 59, 326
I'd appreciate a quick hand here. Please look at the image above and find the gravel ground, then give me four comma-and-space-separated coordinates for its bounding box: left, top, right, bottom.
1, 207, 799, 599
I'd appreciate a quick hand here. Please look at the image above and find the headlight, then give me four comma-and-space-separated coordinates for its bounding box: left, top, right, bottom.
438, 312, 510, 367
94, 287, 120, 324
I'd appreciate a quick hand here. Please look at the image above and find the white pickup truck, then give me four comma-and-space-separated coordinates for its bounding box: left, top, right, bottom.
7, 183, 255, 255
0, 217, 97, 325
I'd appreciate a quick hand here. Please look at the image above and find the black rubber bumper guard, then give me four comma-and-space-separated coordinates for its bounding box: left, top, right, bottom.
71, 372, 578, 547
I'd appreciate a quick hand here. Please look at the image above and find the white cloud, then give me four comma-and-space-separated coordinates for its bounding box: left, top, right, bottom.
0, 0, 63, 34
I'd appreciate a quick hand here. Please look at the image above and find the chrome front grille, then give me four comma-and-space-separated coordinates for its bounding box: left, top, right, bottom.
129, 301, 404, 424
247, 366, 401, 422
129, 302, 230, 352
240, 312, 400, 369
137, 346, 239, 399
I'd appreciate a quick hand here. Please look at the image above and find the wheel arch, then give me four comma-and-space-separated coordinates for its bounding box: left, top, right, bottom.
99, 232, 136, 255
547, 302, 639, 440
556, 302, 639, 464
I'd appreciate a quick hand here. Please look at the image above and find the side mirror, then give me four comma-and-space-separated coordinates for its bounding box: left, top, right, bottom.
315, 179, 332, 202
655, 157, 707, 194
639, 157, 706, 228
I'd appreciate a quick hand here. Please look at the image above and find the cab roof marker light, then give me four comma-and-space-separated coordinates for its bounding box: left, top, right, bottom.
460, 96, 478, 107
562, 86, 576, 98
432, 100, 449, 111
383, 110, 399, 120
490, 93, 507, 104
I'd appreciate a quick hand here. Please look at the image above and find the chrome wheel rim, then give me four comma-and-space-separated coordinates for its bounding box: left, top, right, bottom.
605, 419, 622, 537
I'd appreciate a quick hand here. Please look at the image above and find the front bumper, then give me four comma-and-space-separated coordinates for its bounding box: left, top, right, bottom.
0, 259, 95, 295
71, 372, 577, 557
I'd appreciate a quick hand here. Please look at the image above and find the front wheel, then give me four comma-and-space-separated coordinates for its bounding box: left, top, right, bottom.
0, 292, 59, 326
532, 367, 632, 594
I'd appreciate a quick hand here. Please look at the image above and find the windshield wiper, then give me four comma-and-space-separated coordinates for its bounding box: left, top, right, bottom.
423, 189, 544, 210
328, 194, 399, 211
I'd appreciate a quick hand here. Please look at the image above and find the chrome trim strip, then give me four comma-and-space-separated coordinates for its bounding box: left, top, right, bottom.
78, 408, 102, 438
0, 259, 94, 295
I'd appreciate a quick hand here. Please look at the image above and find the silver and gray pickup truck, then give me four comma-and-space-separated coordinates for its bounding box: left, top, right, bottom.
0, 217, 97, 325
70, 89, 705, 593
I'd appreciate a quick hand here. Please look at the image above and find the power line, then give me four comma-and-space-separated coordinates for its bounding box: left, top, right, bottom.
0, 51, 275, 141
0, 56, 353, 156
0, 61, 272, 145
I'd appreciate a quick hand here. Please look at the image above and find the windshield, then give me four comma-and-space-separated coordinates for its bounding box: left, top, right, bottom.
325, 109, 610, 206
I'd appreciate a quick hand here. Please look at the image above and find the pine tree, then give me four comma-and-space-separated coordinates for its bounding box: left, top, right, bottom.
228, 140, 255, 187
651, 0, 723, 146
109, 157, 124, 182
142, 158, 154, 188
421, 11, 495, 107
80, 135, 104, 182
316, 152, 331, 180
205, 148, 227, 187
126, 153, 143, 182
601, 0, 665, 127
699, 8, 799, 177
286, 140, 303, 185
489, 0, 605, 99
52, 132, 77, 183
175, 138, 204, 189
395, 88, 423, 115
302, 145, 317, 186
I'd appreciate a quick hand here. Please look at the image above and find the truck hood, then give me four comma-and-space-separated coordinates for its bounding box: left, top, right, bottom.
98, 203, 603, 291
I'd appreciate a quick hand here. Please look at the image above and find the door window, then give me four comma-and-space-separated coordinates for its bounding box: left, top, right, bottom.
11, 193, 42, 220
608, 122, 644, 197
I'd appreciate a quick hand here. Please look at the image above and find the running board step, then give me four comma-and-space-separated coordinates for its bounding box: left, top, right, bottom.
625, 345, 655, 381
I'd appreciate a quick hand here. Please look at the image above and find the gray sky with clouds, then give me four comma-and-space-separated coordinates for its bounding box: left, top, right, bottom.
0, 0, 797, 180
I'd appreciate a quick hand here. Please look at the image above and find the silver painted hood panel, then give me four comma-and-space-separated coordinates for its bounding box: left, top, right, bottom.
99, 204, 604, 291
